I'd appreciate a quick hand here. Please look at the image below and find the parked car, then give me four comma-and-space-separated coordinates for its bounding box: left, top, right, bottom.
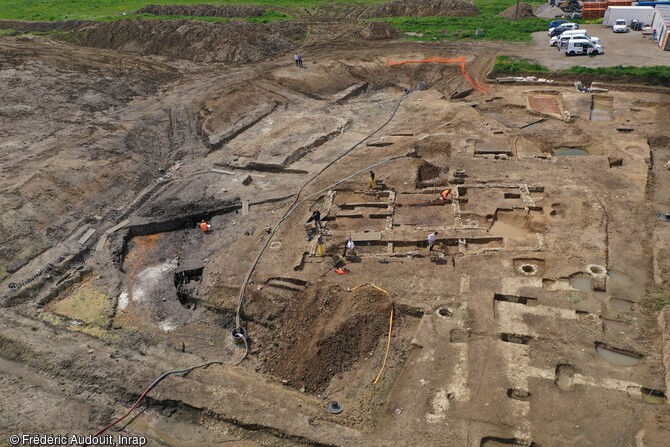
557, 34, 601, 49
549, 23, 580, 37
613, 19, 629, 33
550, 29, 587, 46
548, 19, 569, 30
563, 40, 605, 56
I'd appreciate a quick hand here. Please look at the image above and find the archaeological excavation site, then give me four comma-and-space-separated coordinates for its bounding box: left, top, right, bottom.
1, 1, 670, 446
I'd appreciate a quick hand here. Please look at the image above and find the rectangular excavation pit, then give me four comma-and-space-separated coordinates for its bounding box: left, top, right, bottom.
525, 92, 566, 120
266, 277, 307, 292
481, 437, 539, 447
494, 294, 538, 305
500, 333, 532, 345
474, 137, 513, 157
590, 95, 614, 121
394, 199, 455, 227
395, 239, 461, 256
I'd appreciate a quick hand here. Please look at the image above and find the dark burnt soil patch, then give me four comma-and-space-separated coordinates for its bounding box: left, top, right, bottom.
365, 0, 479, 18
417, 160, 442, 181
136, 4, 266, 18
61, 20, 305, 63
259, 284, 392, 393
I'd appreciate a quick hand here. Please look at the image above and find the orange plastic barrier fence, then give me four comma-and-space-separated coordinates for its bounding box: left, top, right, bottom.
386, 56, 489, 94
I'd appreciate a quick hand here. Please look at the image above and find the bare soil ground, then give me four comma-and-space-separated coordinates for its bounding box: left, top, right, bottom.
1, 10, 670, 447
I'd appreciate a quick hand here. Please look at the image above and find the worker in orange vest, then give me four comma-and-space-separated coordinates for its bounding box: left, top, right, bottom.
199, 220, 211, 233
439, 189, 451, 202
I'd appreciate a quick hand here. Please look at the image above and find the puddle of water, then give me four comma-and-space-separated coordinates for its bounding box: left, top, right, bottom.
610, 298, 634, 312
590, 96, 614, 121
489, 221, 529, 239
641, 389, 667, 405
555, 148, 589, 156
570, 276, 593, 293
596, 345, 642, 366
128, 412, 235, 447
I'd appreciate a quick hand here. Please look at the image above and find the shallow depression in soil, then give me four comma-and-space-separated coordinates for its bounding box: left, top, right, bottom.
570, 276, 592, 293
596, 345, 642, 366
489, 221, 529, 239
554, 148, 589, 157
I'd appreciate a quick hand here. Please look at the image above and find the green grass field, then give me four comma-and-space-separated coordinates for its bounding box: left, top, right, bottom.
0, 0, 383, 21
492, 55, 670, 85
383, 0, 550, 42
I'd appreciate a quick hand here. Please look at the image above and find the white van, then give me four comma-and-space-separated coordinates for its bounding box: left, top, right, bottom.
550, 29, 587, 46
557, 34, 600, 50
563, 39, 604, 56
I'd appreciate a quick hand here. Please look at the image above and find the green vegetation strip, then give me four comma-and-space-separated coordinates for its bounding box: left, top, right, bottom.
384, 15, 550, 42
0, 0, 382, 22
492, 55, 670, 86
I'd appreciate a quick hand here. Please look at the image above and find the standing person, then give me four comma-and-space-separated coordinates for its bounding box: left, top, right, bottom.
369, 171, 376, 190
294, 53, 300, 67
428, 231, 438, 252
306, 210, 322, 229
316, 234, 325, 257
344, 237, 355, 257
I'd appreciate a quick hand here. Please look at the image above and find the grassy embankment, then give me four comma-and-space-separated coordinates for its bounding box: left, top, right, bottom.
492, 55, 670, 86
382, 0, 551, 42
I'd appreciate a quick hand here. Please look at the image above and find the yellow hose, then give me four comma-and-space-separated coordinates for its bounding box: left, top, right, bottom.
350, 284, 394, 385
374, 305, 394, 385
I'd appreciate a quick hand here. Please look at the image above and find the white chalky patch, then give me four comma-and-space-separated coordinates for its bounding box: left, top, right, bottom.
117, 292, 129, 311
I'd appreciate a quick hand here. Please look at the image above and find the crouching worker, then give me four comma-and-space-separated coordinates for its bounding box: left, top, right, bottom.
199, 220, 211, 233
439, 189, 452, 202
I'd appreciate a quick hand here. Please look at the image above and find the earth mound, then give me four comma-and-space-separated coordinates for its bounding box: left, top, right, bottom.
499, 2, 536, 19
260, 284, 392, 393
365, 0, 479, 18
67, 20, 305, 64
136, 4, 266, 18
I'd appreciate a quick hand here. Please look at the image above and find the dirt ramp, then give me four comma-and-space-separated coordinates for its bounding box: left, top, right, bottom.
136, 4, 266, 18
365, 0, 479, 18
261, 285, 392, 393
359, 22, 402, 40
67, 20, 305, 63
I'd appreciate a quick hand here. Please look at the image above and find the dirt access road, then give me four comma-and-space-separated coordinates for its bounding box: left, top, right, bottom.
1, 11, 670, 447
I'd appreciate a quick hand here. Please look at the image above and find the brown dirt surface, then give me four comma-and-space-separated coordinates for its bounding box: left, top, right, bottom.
2, 7, 670, 446
136, 4, 266, 18
259, 284, 392, 393
64, 19, 305, 63
359, 21, 402, 40
364, 0, 479, 18
499, 2, 536, 19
